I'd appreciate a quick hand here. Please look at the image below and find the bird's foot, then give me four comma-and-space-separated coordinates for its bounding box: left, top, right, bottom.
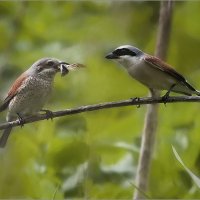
17, 113, 25, 128
40, 109, 54, 120
162, 92, 170, 106
130, 97, 140, 108
162, 84, 176, 106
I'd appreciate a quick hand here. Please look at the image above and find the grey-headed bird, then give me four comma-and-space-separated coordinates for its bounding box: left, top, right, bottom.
106, 45, 200, 97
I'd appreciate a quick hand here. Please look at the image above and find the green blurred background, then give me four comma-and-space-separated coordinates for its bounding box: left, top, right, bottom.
0, 1, 200, 199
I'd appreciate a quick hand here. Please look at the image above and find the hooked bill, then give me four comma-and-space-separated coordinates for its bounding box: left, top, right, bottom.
60, 64, 69, 76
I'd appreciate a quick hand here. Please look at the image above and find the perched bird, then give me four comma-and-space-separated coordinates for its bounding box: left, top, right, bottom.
105, 45, 200, 97
0, 58, 69, 148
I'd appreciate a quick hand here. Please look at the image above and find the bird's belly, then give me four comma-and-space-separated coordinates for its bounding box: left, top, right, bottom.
8, 79, 52, 119
127, 63, 176, 90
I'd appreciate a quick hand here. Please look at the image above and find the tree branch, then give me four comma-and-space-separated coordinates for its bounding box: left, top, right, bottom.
0, 95, 199, 131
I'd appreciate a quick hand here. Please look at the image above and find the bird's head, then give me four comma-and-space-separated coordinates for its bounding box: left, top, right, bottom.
28, 58, 69, 79
105, 45, 144, 68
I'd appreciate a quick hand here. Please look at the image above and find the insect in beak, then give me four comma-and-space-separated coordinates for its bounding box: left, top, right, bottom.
59, 62, 86, 77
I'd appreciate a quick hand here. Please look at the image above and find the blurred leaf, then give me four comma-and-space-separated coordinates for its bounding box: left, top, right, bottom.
172, 146, 200, 188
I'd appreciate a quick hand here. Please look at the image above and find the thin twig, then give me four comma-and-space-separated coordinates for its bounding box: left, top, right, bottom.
0, 95, 199, 131
52, 184, 60, 200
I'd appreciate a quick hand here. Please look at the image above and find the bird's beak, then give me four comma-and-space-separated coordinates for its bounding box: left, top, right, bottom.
105, 52, 119, 59
58, 62, 69, 76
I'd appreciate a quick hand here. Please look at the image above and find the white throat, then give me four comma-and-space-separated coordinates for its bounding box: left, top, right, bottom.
117, 55, 144, 70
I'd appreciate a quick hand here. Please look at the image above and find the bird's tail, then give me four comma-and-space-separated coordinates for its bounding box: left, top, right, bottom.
0, 127, 12, 148
194, 90, 200, 96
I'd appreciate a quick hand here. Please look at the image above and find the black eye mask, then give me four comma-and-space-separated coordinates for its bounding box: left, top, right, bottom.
113, 48, 137, 57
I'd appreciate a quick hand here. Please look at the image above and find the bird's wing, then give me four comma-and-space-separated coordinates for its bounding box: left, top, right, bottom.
144, 55, 196, 92
0, 73, 27, 112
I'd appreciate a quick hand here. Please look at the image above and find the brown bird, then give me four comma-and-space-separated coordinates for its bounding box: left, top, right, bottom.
0, 58, 69, 148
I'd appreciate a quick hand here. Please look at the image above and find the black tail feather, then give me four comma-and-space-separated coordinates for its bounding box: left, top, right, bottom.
195, 90, 200, 96
0, 127, 12, 148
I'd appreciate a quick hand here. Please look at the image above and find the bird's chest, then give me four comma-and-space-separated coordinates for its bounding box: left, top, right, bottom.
126, 59, 162, 88
21, 77, 52, 99
9, 77, 52, 115
126, 60, 149, 80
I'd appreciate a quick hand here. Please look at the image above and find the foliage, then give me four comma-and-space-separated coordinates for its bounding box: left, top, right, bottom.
173, 146, 200, 188
0, 1, 200, 199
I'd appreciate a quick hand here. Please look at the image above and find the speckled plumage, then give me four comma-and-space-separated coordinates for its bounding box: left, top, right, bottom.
7, 75, 53, 121
0, 57, 68, 147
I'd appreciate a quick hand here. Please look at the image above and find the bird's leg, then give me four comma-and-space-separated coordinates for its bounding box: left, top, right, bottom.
16, 113, 25, 128
162, 84, 176, 104
130, 97, 141, 108
40, 109, 54, 120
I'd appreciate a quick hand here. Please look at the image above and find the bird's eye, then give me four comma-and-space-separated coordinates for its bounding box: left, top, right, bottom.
37, 66, 43, 72
113, 49, 123, 56
47, 60, 55, 66
114, 48, 136, 56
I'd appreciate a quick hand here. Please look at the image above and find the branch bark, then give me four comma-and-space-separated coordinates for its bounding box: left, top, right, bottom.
133, 1, 173, 199
0, 95, 199, 131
